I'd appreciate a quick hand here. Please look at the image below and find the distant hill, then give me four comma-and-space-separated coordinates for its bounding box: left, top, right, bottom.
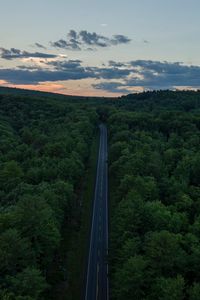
1, 86, 200, 111
0, 86, 88, 100
118, 90, 200, 111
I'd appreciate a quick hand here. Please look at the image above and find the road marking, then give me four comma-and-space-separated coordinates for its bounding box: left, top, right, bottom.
105, 126, 109, 300
85, 125, 102, 300
96, 263, 99, 300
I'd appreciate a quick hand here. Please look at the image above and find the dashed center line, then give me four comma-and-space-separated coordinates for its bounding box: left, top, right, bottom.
96, 263, 99, 300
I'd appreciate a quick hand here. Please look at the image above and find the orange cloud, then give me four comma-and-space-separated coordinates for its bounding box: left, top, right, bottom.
0, 80, 8, 85
6, 82, 66, 94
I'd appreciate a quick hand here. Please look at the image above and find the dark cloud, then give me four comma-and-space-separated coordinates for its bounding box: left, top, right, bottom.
93, 81, 130, 94
93, 60, 200, 93
91, 67, 131, 79
0, 67, 94, 84
50, 39, 81, 50
79, 30, 109, 47
1, 59, 200, 93
51, 29, 131, 50
0, 60, 131, 84
68, 30, 77, 40
34, 43, 46, 49
108, 60, 128, 68
47, 61, 131, 80
17, 65, 42, 70
0, 47, 57, 60
110, 35, 131, 45
126, 60, 200, 89
130, 60, 184, 74
0, 59, 95, 84
47, 59, 83, 70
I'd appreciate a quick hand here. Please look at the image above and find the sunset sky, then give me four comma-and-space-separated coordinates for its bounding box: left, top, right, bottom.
0, 0, 200, 96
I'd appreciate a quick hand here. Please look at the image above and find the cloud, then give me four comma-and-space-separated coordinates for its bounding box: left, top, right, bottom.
1, 59, 200, 94
126, 60, 200, 89
0, 59, 94, 84
47, 59, 83, 70
0, 47, 58, 60
51, 39, 81, 50
51, 29, 131, 50
91, 66, 132, 79
108, 60, 128, 68
0, 67, 94, 84
34, 43, 47, 49
110, 35, 131, 45
93, 81, 131, 94
0, 61, 130, 84
93, 60, 200, 93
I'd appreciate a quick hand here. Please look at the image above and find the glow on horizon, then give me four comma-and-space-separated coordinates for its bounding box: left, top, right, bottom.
0, 80, 123, 97
0, 0, 200, 95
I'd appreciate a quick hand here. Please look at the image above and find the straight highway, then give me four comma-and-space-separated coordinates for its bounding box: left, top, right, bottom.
84, 124, 109, 300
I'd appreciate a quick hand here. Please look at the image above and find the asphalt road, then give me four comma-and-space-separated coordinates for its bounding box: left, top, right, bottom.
84, 124, 109, 300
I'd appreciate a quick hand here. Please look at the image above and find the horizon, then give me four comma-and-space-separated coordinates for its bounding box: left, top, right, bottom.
0, 0, 200, 96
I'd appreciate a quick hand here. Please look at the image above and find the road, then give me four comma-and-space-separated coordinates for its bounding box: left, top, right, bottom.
84, 124, 109, 300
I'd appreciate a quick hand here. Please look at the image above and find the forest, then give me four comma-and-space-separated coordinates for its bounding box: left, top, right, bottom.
0, 91, 98, 299
108, 91, 200, 299
0, 88, 200, 299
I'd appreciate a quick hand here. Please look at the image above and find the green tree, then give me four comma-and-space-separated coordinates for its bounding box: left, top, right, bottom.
14, 195, 60, 267
0, 161, 23, 191
7, 267, 47, 299
149, 275, 185, 300
144, 231, 186, 276
0, 228, 31, 275
113, 256, 148, 300
189, 283, 200, 300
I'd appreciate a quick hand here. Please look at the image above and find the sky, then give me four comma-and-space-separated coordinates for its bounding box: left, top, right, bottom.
0, 0, 200, 96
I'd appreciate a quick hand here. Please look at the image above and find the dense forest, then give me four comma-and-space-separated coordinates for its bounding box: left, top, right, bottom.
0, 92, 98, 299
108, 91, 200, 299
0, 88, 200, 299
